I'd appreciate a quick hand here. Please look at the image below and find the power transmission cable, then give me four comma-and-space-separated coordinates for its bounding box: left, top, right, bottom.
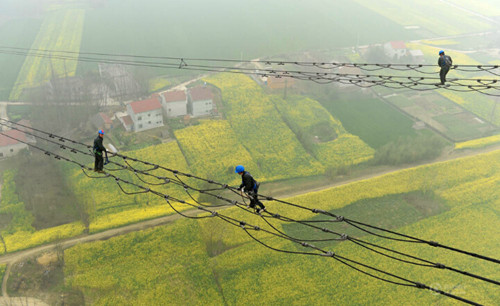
0, 129, 487, 305
3, 118, 499, 267
2, 120, 499, 293
1, 45, 499, 76
1, 48, 499, 96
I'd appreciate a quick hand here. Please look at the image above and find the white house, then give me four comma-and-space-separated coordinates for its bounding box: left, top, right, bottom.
0, 129, 29, 158
160, 90, 187, 118
384, 41, 408, 59
409, 49, 425, 64
126, 96, 163, 132
188, 86, 213, 117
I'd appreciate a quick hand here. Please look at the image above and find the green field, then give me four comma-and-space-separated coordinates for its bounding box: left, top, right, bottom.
354, 0, 496, 36
63, 150, 500, 305
0, 18, 41, 100
319, 92, 418, 149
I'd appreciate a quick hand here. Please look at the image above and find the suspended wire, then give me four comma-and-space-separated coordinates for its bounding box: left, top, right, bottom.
3, 118, 500, 269
0, 45, 498, 76
0, 47, 499, 96
0, 129, 493, 305
2, 123, 499, 294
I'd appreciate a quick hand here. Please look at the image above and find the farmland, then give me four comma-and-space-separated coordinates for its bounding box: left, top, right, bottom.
0, 18, 41, 100
175, 120, 259, 184
273, 95, 374, 167
455, 133, 500, 149
354, 0, 496, 36
205, 74, 325, 181
9, 8, 85, 100
62, 149, 500, 305
317, 91, 418, 149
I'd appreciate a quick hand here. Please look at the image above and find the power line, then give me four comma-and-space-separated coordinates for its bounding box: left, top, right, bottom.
1, 45, 499, 76
1, 47, 500, 96
2, 120, 500, 299
3, 118, 499, 267
0, 128, 488, 305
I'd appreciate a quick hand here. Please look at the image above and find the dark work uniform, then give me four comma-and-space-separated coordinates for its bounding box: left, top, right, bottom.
93, 135, 106, 171
239, 171, 265, 211
438, 55, 452, 85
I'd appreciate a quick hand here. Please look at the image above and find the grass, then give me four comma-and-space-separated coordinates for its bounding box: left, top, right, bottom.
433, 113, 490, 140
319, 92, 417, 149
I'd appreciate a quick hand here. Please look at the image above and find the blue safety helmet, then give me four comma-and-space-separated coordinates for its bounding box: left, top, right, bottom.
235, 165, 244, 173
439, 50, 444, 55
98, 129, 105, 135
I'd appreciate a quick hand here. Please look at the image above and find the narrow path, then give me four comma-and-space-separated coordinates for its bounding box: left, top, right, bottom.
1, 263, 10, 297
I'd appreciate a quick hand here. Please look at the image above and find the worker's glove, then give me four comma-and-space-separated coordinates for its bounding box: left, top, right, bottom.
104, 157, 109, 165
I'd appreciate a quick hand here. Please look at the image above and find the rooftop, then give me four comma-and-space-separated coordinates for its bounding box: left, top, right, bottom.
0, 129, 27, 147
121, 115, 133, 126
162, 90, 187, 103
390, 41, 407, 49
189, 86, 213, 101
129, 97, 162, 114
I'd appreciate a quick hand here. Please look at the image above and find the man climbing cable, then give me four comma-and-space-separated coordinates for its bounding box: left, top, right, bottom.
235, 165, 265, 214
438, 50, 453, 85
93, 129, 108, 173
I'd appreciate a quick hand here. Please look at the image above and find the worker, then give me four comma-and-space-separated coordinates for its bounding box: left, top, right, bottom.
438, 50, 453, 85
93, 130, 108, 173
235, 165, 265, 214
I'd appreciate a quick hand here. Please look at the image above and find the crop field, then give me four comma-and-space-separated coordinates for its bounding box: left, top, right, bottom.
273, 95, 375, 167
175, 120, 260, 184
0, 18, 41, 100
455, 133, 500, 149
65, 141, 194, 232
319, 92, 417, 149
9, 8, 85, 100
354, 0, 495, 36
63, 149, 500, 305
0, 169, 86, 254
0, 141, 196, 254
64, 219, 223, 305
205, 74, 324, 181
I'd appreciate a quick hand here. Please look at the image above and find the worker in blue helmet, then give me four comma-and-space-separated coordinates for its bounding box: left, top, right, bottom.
438, 50, 453, 85
93, 130, 108, 173
235, 165, 266, 214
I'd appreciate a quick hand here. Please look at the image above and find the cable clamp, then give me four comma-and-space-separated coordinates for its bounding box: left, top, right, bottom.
340, 234, 348, 240
415, 282, 426, 289
434, 263, 445, 269
301, 242, 311, 248
239, 221, 246, 228
254, 226, 261, 231
312, 208, 326, 214
336, 216, 344, 221
321, 251, 335, 257
211, 211, 218, 217
428, 241, 439, 247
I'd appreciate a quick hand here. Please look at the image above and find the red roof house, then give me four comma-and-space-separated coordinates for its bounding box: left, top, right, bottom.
128, 97, 162, 114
